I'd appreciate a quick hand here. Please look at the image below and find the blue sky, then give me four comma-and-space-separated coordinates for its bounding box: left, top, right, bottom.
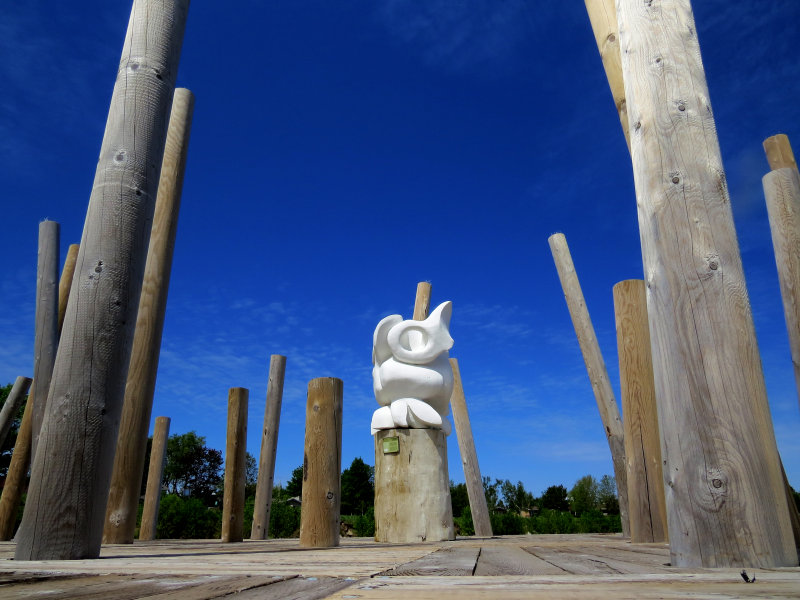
1, 1, 799, 498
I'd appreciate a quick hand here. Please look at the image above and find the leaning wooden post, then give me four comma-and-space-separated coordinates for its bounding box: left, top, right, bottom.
617, 0, 796, 567
412, 282, 432, 320
30, 220, 59, 462
584, 0, 630, 150
14, 0, 190, 561
221, 388, 248, 543
613, 280, 668, 543
762, 135, 800, 409
57, 244, 79, 333
299, 378, 343, 548
449, 359, 492, 537
0, 376, 32, 449
250, 355, 287, 540
548, 233, 630, 537
104, 87, 195, 544
0, 392, 34, 540
139, 416, 171, 541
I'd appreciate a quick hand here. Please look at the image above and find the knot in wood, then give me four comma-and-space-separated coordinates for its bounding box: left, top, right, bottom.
712, 479, 723, 488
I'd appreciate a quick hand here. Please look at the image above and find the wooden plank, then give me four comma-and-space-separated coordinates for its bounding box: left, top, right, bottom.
523, 545, 622, 575
231, 576, 358, 600
381, 547, 479, 576
135, 575, 288, 599
474, 546, 565, 575
0, 574, 201, 599
617, 0, 796, 568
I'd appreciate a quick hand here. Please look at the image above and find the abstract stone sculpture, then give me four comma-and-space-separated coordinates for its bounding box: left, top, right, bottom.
371, 301, 454, 435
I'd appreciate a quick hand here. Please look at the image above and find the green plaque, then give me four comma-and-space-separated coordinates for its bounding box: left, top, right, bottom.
382, 436, 399, 454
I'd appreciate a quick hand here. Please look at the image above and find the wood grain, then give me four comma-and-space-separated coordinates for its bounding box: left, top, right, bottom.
548, 233, 629, 537
617, 0, 796, 567
613, 280, 668, 544
251, 354, 286, 540
383, 547, 479, 576
222, 388, 249, 543
474, 546, 563, 575
139, 416, 171, 541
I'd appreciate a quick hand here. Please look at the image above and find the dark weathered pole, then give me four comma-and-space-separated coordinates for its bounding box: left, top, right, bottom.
138, 416, 171, 541
250, 355, 286, 540
0, 376, 32, 449
15, 0, 190, 560
30, 220, 59, 462
300, 378, 343, 548
222, 388, 249, 543
618, 0, 795, 567
104, 87, 195, 544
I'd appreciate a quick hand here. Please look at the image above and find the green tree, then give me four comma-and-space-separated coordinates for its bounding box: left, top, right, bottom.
499, 479, 534, 514
597, 474, 619, 514
540, 485, 570, 512
0, 383, 26, 478
569, 475, 599, 515
450, 481, 470, 517
162, 431, 223, 505
285, 465, 304, 498
245, 452, 258, 498
340, 457, 374, 515
483, 476, 501, 511
156, 495, 221, 539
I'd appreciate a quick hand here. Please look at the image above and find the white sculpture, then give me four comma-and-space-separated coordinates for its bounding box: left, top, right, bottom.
371, 301, 454, 435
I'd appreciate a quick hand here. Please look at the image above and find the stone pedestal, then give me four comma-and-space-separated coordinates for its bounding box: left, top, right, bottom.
374, 428, 454, 543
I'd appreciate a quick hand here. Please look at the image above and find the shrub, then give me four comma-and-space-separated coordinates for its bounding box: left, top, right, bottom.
156, 494, 221, 539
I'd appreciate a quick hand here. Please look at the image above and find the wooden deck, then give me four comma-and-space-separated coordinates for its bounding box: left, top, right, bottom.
1, 534, 798, 598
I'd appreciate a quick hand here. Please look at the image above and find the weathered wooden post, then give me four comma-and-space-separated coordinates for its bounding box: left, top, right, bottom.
449, 358, 492, 537
762, 134, 800, 408
613, 280, 667, 543
413, 281, 432, 320
251, 355, 287, 540
548, 233, 630, 537
222, 388, 248, 543
30, 220, 59, 462
138, 416, 170, 541
617, 0, 796, 567
299, 378, 343, 548
14, 0, 190, 560
57, 244, 79, 332
104, 87, 195, 544
0, 376, 32, 449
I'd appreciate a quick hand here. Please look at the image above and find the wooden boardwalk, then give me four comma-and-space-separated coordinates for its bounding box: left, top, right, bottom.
1, 534, 798, 598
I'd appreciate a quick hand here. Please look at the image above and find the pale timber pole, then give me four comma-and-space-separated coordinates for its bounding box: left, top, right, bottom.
762, 134, 800, 408
300, 377, 343, 548
548, 233, 630, 537
618, 0, 796, 567
15, 0, 190, 561
584, 0, 630, 150
222, 388, 248, 543
104, 87, 195, 544
251, 355, 286, 540
0, 376, 32, 449
57, 244, 79, 333
139, 416, 170, 541
30, 220, 59, 462
413, 281, 432, 320
449, 358, 492, 537
613, 280, 667, 543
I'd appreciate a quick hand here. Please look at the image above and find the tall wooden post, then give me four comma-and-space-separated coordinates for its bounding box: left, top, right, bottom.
104, 87, 195, 544
448, 359, 492, 537
222, 388, 248, 543
548, 233, 630, 537
57, 244, 79, 333
613, 280, 668, 543
618, 0, 796, 567
762, 135, 800, 409
30, 220, 59, 462
0, 376, 32, 449
300, 378, 343, 548
412, 282, 432, 320
251, 355, 286, 540
138, 416, 170, 541
15, 0, 190, 561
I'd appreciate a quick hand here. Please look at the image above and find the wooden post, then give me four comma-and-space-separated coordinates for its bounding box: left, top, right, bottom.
221, 388, 248, 543
548, 233, 630, 537
0, 390, 34, 540
617, 0, 796, 567
448, 358, 492, 537
139, 416, 171, 541
762, 135, 800, 409
613, 280, 668, 543
299, 378, 343, 548
30, 220, 59, 462
104, 87, 195, 544
250, 355, 287, 540
14, 0, 190, 561
57, 244, 79, 333
412, 281, 432, 320
0, 376, 32, 449
584, 0, 630, 150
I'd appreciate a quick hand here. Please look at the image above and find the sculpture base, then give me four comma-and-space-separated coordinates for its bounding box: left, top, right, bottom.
374, 428, 454, 543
